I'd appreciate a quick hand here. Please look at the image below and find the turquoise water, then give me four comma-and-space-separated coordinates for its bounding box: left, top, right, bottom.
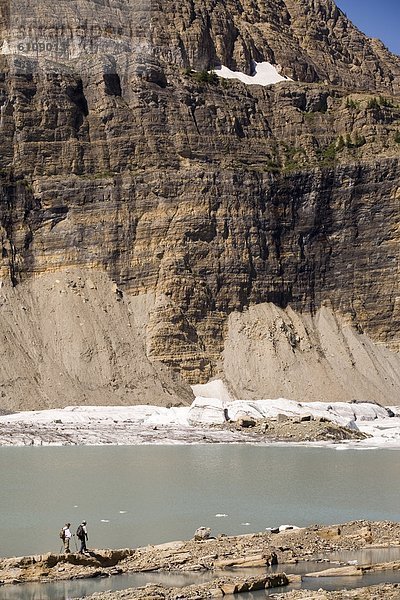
1, 445, 400, 558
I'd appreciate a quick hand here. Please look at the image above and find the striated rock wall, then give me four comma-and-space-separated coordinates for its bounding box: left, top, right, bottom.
150, 0, 400, 93
0, 0, 399, 402
1, 101, 398, 382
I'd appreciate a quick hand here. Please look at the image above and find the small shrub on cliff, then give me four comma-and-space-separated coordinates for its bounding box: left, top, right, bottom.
336, 135, 345, 151
319, 141, 337, 164
193, 70, 219, 85
22, 179, 33, 192
366, 96, 394, 111
220, 78, 231, 89
367, 97, 380, 110
341, 132, 366, 149
379, 96, 394, 108
352, 133, 366, 147
395, 131, 400, 144
345, 98, 358, 110
266, 160, 281, 173
281, 143, 306, 172
316, 134, 363, 166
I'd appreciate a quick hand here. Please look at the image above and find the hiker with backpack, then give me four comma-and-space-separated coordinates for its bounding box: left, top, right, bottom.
76, 520, 89, 554
60, 523, 72, 554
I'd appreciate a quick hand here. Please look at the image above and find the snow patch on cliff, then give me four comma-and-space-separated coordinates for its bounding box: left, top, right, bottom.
214, 62, 291, 86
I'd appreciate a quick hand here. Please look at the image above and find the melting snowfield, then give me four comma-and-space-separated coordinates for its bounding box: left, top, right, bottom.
0, 381, 399, 447
213, 61, 291, 86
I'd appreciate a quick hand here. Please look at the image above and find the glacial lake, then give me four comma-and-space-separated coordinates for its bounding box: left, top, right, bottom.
1, 445, 400, 560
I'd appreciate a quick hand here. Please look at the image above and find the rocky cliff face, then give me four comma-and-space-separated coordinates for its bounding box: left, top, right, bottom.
0, 0, 399, 408
151, 0, 400, 93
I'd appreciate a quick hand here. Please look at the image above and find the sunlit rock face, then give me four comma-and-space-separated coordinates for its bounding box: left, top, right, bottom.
0, 0, 399, 406
147, 0, 400, 92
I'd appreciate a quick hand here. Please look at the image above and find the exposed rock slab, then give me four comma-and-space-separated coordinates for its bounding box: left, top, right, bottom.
268, 584, 400, 599
305, 560, 400, 578
1, 520, 400, 586
71, 573, 289, 599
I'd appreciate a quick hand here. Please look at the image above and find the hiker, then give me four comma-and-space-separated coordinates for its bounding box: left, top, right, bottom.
77, 520, 89, 554
60, 523, 72, 554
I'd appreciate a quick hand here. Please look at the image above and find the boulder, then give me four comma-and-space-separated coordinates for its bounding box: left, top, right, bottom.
219, 583, 237, 594
300, 414, 313, 422
236, 415, 257, 428
225, 401, 264, 422
193, 526, 211, 541
277, 413, 289, 422
266, 573, 289, 588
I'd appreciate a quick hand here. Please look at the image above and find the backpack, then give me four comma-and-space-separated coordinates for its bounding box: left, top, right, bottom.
59, 528, 65, 540
76, 524, 84, 539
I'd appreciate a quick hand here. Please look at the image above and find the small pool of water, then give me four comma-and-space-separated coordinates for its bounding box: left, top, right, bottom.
318, 545, 400, 565
0, 570, 215, 600
3, 549, 400, 600
258, 570, 400, 597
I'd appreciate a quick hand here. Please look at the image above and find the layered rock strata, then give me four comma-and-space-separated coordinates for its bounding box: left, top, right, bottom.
0, 0, 399, 403
150, 0, 400, 93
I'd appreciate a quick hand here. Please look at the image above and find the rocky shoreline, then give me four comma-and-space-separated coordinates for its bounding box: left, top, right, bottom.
0, 414, 370, 446
85, 581, 400, 599
76, 580, 400, 599
1, 521, 399, 598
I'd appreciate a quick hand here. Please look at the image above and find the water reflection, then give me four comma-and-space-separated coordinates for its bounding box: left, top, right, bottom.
0, 571, 215, 600
320, 546, 400, 565
3, 550, 400, 600
256, 570, 400, 597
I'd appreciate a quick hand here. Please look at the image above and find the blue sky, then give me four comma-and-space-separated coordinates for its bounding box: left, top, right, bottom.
336, 0, 400, 56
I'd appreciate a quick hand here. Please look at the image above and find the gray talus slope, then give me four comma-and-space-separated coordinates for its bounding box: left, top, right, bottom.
1, 269, 399, 410
223, 303, 400, 405
0, 270, 193, 411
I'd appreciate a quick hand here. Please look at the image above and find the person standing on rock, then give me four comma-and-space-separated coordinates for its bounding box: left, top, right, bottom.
61, 523, 72, 554
77, 520, 89, 554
